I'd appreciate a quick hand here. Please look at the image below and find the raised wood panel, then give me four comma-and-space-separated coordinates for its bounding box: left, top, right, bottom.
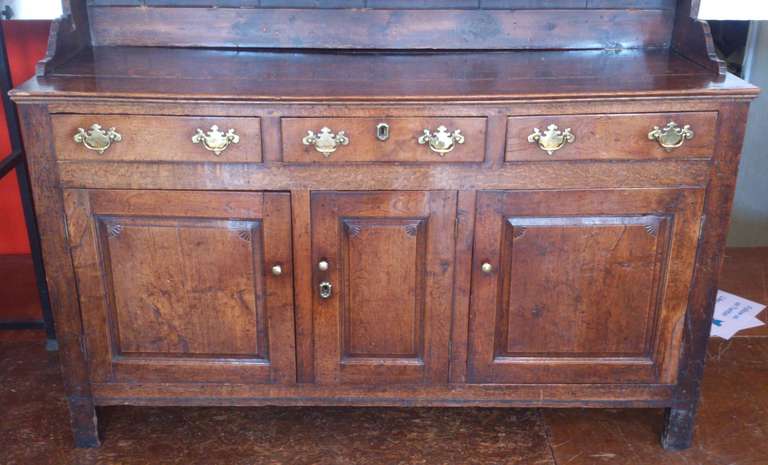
64, 189, 297, 384
342, 218, 425, 359
496, 215, 669, 357
98, 217, 266, 358
311, 191, 456, 385
89, 7, 674, 50
468, 189, 704, 385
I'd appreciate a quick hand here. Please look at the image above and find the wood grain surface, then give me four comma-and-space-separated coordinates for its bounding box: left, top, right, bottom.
52, 114, 262, 162
13, 48, 757, 102
506, 111, 718, 161
63, 190, 297, 385
89, 7, 673, 50
282, 117, 486, 163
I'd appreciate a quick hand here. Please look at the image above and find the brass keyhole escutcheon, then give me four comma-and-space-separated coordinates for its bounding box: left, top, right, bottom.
376, 122, 390, 141
319, 281, 333, 299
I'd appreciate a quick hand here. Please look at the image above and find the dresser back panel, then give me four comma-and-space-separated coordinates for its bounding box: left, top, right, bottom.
87, 3, 676, 49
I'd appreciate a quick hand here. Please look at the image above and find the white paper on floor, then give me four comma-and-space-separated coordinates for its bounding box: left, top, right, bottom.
710, 290, 766, 339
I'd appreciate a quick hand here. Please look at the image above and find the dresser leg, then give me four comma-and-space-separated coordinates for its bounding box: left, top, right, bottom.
67, 396, 101, 448
661, 406, 696, 451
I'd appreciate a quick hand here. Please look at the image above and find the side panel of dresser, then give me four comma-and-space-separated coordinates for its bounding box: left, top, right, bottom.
62, 189, 297, 385
17, 104, 101, 447
662, 101, 753, 450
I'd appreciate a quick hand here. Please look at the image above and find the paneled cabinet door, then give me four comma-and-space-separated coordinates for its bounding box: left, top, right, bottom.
64, 190, 296, 384
311, 191, 457, 385
468, 189, 704, 385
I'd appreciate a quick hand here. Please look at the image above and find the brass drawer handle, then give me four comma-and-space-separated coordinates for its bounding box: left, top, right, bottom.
648, 122, 694, 151
302, 127, 350, 158
527, 124, 574, 155
73, 124, 122, 154
418, 126, 465, 156
192, 125, 240, 156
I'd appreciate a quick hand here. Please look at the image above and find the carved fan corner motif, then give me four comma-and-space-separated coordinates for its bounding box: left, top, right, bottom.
404, 224, 419, 236
645, 222, 659, 237
344, 222, 362, 237
238, 229, 252, 242
107, 224, 123, 237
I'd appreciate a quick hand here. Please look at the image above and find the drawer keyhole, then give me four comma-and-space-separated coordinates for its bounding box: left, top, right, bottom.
376, 123, 390, 141
319, 281, 333, 299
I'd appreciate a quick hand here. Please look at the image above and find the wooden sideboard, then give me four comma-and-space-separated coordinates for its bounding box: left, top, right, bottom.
10, 0, 759, 450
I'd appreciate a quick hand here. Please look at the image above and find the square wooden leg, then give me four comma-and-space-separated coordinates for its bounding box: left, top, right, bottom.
661, 406, 696, 451
67, 397, 101, 448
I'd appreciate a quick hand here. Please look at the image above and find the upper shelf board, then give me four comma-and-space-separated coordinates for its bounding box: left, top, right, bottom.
11, 47, 757, 102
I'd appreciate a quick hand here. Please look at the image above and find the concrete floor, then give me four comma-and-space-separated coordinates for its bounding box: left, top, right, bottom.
1, 248, 766, 465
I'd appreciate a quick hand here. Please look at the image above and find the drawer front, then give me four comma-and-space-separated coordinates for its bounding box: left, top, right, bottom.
506, 112, 717, 161
282, 117, 486, 163
53, 114, 262, 162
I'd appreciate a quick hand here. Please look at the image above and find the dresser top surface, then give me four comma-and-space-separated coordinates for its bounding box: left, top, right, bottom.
12, 46, 757, 102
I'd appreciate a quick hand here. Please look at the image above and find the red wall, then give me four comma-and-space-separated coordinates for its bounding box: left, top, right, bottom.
0, 21, 51, 255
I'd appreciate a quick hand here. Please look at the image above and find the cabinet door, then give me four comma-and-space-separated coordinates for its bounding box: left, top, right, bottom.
64, 190, 296, 384
468, 189, 704, 384
311, 191, 457, 385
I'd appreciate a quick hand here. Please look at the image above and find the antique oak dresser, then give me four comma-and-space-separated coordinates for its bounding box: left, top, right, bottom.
10, 0, 758, 450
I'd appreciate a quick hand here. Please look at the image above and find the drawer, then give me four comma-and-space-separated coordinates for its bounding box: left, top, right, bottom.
52, 114, 262, 162
281, 117, 486, 163
505, 112, 717, 161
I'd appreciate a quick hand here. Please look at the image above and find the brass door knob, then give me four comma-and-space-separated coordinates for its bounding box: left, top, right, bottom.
527, 124, 574, 155
318, 260, 330, 271
418, 126, 465, 156
192, 125, 240, 156
648, 122, 694, 151
73, 124, 122, 154
271, 265, 283, 276
303, 127, 349, 157
481, 262, 493, 274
